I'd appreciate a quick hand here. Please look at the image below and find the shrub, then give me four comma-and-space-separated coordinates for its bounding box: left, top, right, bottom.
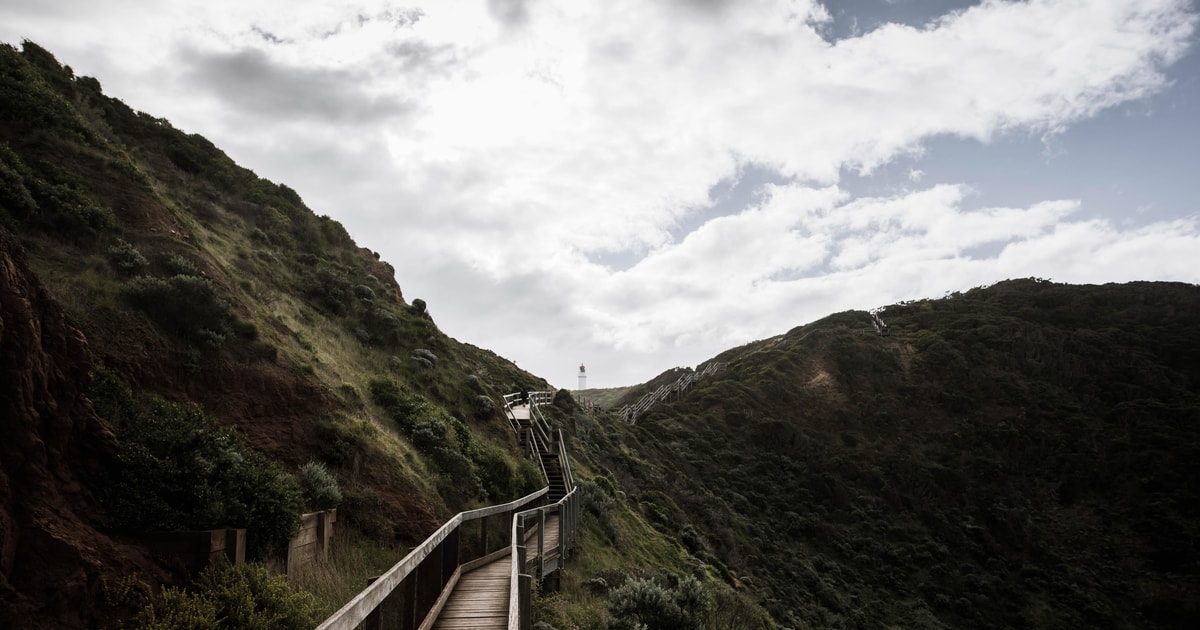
0, 143, 37, 226
195, 562, 322, 629
606, 575, 709, 630
411, 348, 437, 369
107, 239, 149, 276
93, 385, 303, 559
162, 252, 199, 276
314, 419, 362, 467
368, 379, 429, 432
471, 442, 519, 501
579, 477, 619, 542
121, 274, 236, 347
16, 156, 115, 238
473, 395, 496, 419
135, 563, 321, 630
133, 586, 219, 630
301, 268, 354, 315
297, 461, 342, 511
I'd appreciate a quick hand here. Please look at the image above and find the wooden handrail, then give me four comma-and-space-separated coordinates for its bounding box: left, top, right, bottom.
319, 390, 576, 630
508, 484, 579, 630
618, 362, 726, 422
315, 487, 548, 630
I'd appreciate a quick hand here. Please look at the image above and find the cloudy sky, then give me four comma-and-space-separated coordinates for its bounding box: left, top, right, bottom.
3, 0, 1198, 388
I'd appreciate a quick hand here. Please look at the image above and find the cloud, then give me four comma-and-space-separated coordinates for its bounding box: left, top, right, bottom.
178, 46, 413, 124
3, 0, 1197, 387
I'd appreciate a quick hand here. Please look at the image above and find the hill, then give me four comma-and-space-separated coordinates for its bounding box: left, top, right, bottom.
572, 279, 1200, 628
0, 40, 560, 626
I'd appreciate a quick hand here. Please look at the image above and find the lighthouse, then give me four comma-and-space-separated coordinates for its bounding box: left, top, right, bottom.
578, 363, 586, 391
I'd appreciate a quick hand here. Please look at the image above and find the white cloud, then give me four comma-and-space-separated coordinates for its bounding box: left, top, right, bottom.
1, 0, 1197, 387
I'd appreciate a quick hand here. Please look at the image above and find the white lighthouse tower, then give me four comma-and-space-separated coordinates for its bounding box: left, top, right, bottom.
578, 363, 587, 391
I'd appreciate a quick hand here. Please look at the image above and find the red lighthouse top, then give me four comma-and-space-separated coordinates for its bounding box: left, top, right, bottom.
579, 363, 586, 373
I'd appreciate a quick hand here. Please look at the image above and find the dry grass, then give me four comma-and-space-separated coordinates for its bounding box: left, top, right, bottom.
290, 529, 406, 618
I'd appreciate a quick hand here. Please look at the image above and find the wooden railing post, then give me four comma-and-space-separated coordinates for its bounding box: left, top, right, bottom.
537, 508, 546, 579
414, 540, 443, 628
516, 515, 527, 573
479, 513, 490, 559
398, 573, 416, 630
443, 527, 459, 583
519, 573, 533, 630
364, 576, 381, 630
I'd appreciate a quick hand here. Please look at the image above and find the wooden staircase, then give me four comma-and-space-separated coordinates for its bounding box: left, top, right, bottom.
541, 451, 567, 502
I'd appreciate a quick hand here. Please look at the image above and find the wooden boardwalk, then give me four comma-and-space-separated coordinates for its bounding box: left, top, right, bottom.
430, 513, 560, 629
431, 559, 509, 629
315, 392, 575, 630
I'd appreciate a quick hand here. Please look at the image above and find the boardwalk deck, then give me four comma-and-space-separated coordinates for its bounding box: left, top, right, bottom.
429, 514, 560, 628
431, 559, 509, 630
524, 514, 560, 561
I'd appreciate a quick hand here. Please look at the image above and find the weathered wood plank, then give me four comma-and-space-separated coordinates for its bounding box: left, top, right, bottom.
430, 558, 510, 630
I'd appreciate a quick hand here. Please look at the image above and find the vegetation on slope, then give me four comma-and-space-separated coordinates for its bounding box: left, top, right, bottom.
0, 39, 556, 626
579, 279, 1199, 628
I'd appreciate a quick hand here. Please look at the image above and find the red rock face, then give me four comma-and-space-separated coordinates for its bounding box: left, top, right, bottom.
0, 227, 161, 628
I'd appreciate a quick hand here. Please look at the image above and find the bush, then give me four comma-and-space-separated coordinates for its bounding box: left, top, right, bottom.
473, 395, 496, 419
368, 379, 430, 432
301, 268, 354, 315
195, 563, 322, 629
135, 563, 321, 630
108, 239, 149, 276
162, 252, 199, 276
314, 419, 364, 467
34, 175, 116, 238
133, 586, 219, 630
92, 379, 304, 559
297, 461, 342, 511
121, 274, 236, 347
580, 477, 619, 543
411, 348, 437, 369
606, 575, 709, 630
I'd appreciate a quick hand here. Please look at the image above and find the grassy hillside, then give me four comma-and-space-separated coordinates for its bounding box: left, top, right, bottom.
0, 39, 566, 626
0, 37, 558, 526
580, 279, 1200, 628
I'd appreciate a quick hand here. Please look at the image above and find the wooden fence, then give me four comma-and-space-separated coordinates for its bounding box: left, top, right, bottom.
143, 528, 245, 575
288, 508, 337, 574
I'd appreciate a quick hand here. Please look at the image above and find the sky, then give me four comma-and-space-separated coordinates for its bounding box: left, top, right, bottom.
3, 0, 1198, 389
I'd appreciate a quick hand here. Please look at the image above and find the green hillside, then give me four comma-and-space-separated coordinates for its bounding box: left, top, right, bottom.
578, 279, 1200, 628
